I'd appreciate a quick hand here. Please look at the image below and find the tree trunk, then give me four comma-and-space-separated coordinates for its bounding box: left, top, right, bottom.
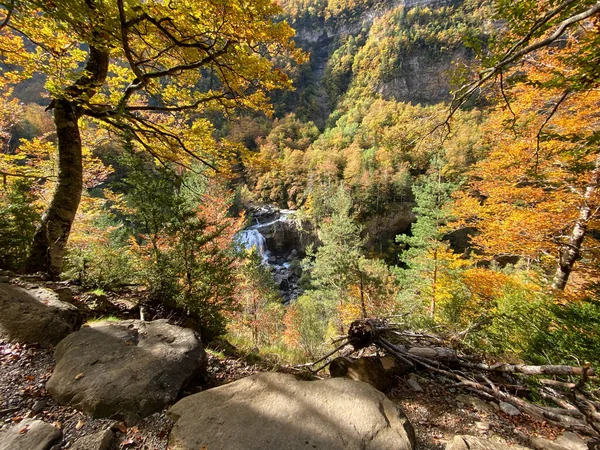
431, 247, 438, 319
25, 45, 109, 277
25, 100, 83, 278
359, 269, 366, 319
552, 155, 600, 290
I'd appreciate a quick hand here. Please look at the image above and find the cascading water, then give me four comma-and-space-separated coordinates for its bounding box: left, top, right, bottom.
235, 208, 303, 303
237, 229, 269, 263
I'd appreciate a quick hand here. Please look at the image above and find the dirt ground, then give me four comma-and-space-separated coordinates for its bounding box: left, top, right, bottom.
1, 336, 576, 450
0, 279, 588, 449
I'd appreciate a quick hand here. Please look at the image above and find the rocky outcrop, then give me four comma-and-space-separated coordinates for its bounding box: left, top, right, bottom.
168, 372, 416, 450
46, 319, 207, 425
259, 216, 318, 256
376, 48, 470, 105
364, 203, 416, 250
0, 419, 62, 450
0, 282, 80, 346
329, 356, 409, 391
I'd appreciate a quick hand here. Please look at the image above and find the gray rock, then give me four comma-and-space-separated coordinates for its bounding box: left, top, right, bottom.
446, 435, 529, 450
81, 292, 112, 312
0, 283, 80, 346
70, 429, 114, 450
407, 376, 424, 393
0, 419, 62, 450
168, 373, 416, 450
32, 399, 47, 413
53, 287, 74, 303
46, 319, 207, 425
456, 395, 496, 415
529, 432, 587, 450
475, 421, 490, 433
499, 401, 521, 416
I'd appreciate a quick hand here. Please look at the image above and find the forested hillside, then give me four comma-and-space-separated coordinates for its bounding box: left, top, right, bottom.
1, 0, 599, 448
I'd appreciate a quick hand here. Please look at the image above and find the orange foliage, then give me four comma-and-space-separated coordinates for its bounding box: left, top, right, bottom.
453, 42, 600, 293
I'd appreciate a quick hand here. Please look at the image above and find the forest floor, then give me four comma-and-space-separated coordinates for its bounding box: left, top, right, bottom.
0, 339, 567, 450
0, 283, 571, 450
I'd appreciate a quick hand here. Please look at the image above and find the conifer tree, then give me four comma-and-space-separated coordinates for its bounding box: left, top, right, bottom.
304, 184, 370, 327
398, 161, 456, 319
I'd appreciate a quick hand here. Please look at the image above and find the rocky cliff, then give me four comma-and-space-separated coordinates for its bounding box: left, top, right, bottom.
276, 0, 485, 126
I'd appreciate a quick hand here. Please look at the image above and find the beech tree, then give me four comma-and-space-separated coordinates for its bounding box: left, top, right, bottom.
453, 63, 600, 293
0, 0, 303, 277
450, 0, 600, 291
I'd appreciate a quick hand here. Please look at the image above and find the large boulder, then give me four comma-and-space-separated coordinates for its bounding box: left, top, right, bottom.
168, 372, 416, 450
46, 319, 207, 425
0, 419, 62, 450
0, 282, 80, 346
329, 356, 396, 391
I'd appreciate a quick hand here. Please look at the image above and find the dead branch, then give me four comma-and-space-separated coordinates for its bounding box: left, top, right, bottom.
460, 361, 595, 377
305, 319, 600, 437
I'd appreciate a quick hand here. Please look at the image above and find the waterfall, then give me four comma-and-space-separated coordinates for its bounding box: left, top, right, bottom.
237, 229, 269, 262
235, 207, 302, 302
236, 209, 294, 256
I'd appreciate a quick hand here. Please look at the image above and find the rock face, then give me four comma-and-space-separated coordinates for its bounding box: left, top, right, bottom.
46, 319, 207, 425
329, 356, 395, 391
0, 419, 62, 450
168, 372, 416, 450
0, 282, 80, 346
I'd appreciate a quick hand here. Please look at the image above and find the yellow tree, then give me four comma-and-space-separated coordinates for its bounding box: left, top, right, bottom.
0, 0, 304, 277
449, 0, 600, 293
454, 45, 600, 293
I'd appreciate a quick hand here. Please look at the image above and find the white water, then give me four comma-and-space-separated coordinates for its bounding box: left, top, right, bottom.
237, 229, 269, 262
236, 209, 295, 264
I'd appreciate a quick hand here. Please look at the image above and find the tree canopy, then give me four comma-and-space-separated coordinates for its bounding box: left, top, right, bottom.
0, 0, 304, 276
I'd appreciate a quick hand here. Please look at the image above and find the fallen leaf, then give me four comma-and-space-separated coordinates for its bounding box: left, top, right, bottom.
74, 373, 85, 380
19, 425, 29, 434
75, 420, 85, 430
53, 421, 62, 429
118, 422, 127, 433
121, 438, 135, 447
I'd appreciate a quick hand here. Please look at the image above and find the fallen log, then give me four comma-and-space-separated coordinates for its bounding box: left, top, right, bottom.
460, 361, 595, 377
299, 319, 600, 437
539, 379, 578, 390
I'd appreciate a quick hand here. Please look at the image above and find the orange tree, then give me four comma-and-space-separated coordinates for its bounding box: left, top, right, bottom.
450, 0, 600, 292
454, 48, 600, 293
0, 0, 304, 277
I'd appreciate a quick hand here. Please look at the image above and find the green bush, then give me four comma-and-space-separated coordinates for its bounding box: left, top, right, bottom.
463, 286, 600, 367
0, 180, 41, 271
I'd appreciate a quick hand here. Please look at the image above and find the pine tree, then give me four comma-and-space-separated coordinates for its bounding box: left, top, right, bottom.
304, 184, 368, 329
397, 161, 456, 319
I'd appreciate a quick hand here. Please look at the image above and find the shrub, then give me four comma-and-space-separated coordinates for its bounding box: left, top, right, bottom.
0, 180, 41, 271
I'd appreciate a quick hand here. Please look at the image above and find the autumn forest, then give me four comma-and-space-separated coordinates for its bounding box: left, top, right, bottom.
1, 0, 600, 445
